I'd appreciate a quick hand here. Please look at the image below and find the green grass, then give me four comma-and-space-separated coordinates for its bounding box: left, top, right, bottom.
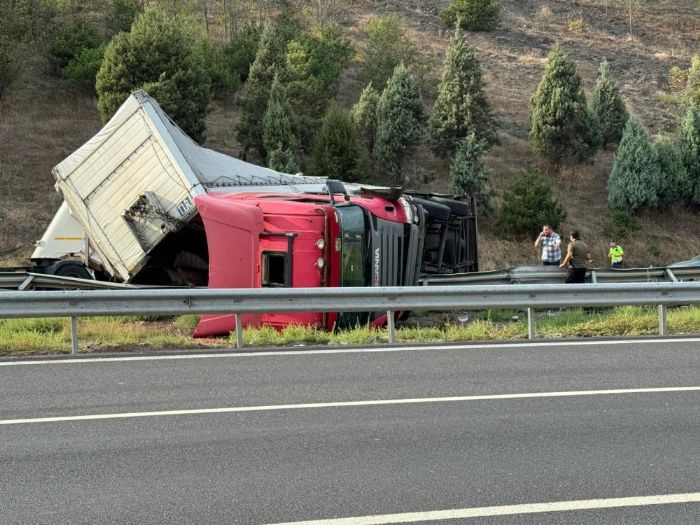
2, 306, 700, 355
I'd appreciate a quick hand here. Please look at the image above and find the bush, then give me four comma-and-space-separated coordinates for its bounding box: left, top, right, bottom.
96, 9, 211, 143
223, 21, 262, 83
441, 0, 500, 32
603, 207, 640, 241
607, 117, 661, 212
495, 165, 566, 239
0, 36, 19, 100
64, 43, 106, 92
312, 106, 366, 183
679, 105, 700, 204
48, 16, 103, 74
106, 0, 142, 35
652, 138, 687, 206
530, 45, 599, 165
361, 15, 413, 89
591, 59, 628, 149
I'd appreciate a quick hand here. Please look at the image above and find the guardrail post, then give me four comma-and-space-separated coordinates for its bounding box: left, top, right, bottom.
234, 313, 244, 349
70, 317, 78, 354
658, 305, 667, 336
527, 308, 535, 339
387, 310, 396, 344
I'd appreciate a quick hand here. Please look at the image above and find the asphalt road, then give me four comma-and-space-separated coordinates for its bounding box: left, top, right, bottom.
1, 338, 700, 524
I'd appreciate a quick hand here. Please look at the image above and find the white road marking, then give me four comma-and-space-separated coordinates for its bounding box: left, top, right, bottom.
265, 492, 700, 524
2, 386, 698, 426
2, 336, 700, 366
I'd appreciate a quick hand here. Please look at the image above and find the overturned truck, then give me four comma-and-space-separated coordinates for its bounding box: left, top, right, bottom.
33, 91, 478, 335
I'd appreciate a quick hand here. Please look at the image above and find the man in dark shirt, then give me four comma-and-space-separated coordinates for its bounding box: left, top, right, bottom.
559, 231, 591, 283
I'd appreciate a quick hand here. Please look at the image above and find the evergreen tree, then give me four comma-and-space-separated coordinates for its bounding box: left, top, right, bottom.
679, 105, 700, 204
96, 9, 211, 143
608, 117, 661, 212
495, 165, 566, 240
312, 106, 365, 183
430, 26, 497, 159
268, 146, 300, 174
450, 132, 492, 209
441, 0, 500, 32
652, 138, 688, 206
591, 59, 628, 149
352, 83, 380, 154
683, 55, 700, 109
374, 63, 424, 183
236, 22, 286, 156
361, 15, 413, 90
262, 74, 299, 160
530, 45, 599, 165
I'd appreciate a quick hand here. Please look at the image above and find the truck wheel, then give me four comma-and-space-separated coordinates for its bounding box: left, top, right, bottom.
413, 198, 451, 222
46, 261, 93, 280
432, 197, 473, 217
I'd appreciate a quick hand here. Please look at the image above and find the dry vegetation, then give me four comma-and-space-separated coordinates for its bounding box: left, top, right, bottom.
1, 0, 699, 270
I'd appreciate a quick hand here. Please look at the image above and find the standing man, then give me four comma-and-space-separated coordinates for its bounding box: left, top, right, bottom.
560, 230, 591, 283
534, 224, 562, 266
608, 240, 624, 268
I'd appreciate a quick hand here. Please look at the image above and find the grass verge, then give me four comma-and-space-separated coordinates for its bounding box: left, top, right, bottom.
1, 306, 699, 355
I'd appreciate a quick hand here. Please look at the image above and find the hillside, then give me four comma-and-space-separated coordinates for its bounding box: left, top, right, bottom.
1, 0, 699, 270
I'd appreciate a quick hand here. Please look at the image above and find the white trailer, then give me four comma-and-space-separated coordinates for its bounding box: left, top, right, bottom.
32, 90, 324, 281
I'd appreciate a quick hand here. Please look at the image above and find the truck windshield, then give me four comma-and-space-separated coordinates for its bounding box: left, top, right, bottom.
337, 206, 367, 287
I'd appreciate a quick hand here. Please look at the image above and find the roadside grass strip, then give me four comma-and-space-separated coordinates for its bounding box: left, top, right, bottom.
264, 493, 700, 524
1, 306, 700, 354
2, 386, 699, 425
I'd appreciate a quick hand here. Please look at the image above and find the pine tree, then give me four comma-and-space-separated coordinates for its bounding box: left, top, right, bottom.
312, 106, 365, 183
263, 74, 299, 160
450, 133, 492, 209
430, 26, 497, 159
591, 59, 628, 149
374, 63, 424, 184
236, 22, 286, 156
96, 8, 211, 143
361, 15, 413, 90
679, 105, 700, 204
683, 54, 700, 109
352, 83, 380, 154
495, 166, 566, 240
608, 117, 661, 212
652, 138, 688, 206
530, 45, 599, 165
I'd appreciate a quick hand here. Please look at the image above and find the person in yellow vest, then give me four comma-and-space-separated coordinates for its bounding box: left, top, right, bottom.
608, 241, 624, 268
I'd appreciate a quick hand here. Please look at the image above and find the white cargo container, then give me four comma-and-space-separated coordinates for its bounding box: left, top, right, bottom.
34, 90, 324, 281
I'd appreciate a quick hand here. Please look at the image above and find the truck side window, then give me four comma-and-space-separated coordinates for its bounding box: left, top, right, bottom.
262, 252, 287, 287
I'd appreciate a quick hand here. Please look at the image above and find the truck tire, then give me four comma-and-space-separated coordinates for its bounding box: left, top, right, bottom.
46, 261, 93, 280
413, 198, 451, 222
432, 197, 472, 217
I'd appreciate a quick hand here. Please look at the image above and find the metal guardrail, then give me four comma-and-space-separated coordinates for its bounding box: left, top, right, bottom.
419, 266, 700, 285
0, 272, 137, 291
2, 282, 700, 354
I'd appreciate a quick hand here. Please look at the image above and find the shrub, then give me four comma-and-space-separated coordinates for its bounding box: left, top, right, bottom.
96, 9, 211, 143
268, 146, 300, 174
361, 15, 413, 89
652, 138, 687, 206
607, 117, 660, 212
352, 83, 380, 155
530, 45, 599, 165
106, 0, 143, 35
495, 165, 566, 239
603, 207, 640, 241
64, 43, 106, 92
441, 0, 500, 32
450, 132, 492, 210
312, 106, 366, 183
48, 16, 103, 74
683, 54, 700, 109
374, 63, 424, 184
223, 21, 262, 83
591, 59, 628, 149
430, 25, 497, 158
679, 105, 700, 205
